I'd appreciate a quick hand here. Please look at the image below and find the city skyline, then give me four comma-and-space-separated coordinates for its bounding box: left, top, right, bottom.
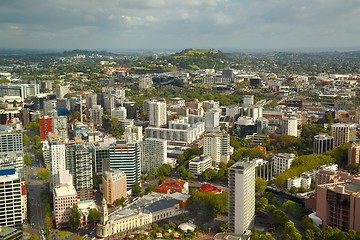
1, 0, 360, 51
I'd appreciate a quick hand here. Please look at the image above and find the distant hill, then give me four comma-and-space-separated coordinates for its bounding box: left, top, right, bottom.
165, 48, 229, 70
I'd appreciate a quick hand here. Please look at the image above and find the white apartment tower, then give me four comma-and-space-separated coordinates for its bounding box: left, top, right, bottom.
90, 105, 103, 128
272, 153, 296, 176
141, 138, 167, 173
228, 161, 256, 234
204, 130, 231, 167
86, 92, 98, 110
243, 95, 254, 106
111, 107, 127, 121
282, 116, 298, 137
331, 123, 357, 147
148, 100, 167, 127
248, 106, 263, 122
0, 169, 23, 228
50, 143, 66, 191
204, 108, 220, 131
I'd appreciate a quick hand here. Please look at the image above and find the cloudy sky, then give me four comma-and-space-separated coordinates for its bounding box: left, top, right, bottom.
1, 0, 360, 50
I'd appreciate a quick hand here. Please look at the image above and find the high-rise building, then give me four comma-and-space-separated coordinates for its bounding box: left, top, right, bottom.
282, 116, 298, 137
86, 93, 98, 110
102, 169, 127, 204
103, 93, 115, 110
316, 178, 360, 231
139, 75, 153, 90
147, 100, 167, 127
109, 140, 141, 190
57, 98, 70, 110
55, 85, 70, 98
248, 106, 263, 122
111, 107, 127, 121
40, 116, 53, 140
53, 170, 78, 228
348, 142, 360, 165
0, 169, 23, 228
0, 126, 24, 178
243, 95, 254, 106
65, 142, 93, 200
90, 105, 103, 128
52, 116, 68, 139
272, 153, 296, 176
256, 117, 269, 134
204, 130, 231, 167
331, 123, 356, 147
314, 134, 334, 154
123, 102, 136, 120
204, 108, 220, 131
50, 143, 66, 191
228, 161, 256, 234
141, 138, 167, 173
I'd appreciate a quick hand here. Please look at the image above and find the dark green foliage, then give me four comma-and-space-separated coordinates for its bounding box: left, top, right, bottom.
69, 204, 81, 230
281, 200, 304, 218
255, 177, 267, 194
145, 184, 156, 194
132, 182, 141, 197
88, 208, 100, 224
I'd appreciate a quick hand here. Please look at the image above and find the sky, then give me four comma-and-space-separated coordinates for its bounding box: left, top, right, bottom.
1, 0, 360, 51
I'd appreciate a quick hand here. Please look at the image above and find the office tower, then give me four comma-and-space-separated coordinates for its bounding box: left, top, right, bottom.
254, 158, 272, 181
43, 100, 56, 116
147, 100, 167, 127
331, 123, 356, 147
103, 93, 115, 110
316, 178, 360, 231
56, 85, 70, 98
314, 134, 334, 154
248, 106, 263, 122
57, 98, 70, 110
65, 142, 93, 200
243, 95, 254, 106
92, 137, 116, 175
102, 169, 127, 204
0, 126, 24, 178
111, 107, 127, 121
109, 140, 141, 190
139, 75, 153, 90
233, 117, 256, 138
42, 140, 51, 168
39, 116, 53, 140
272, 153, 296, 176
204, 130, 231, 167
90, 105, 103, 128
86, 93, 98, 110
204, 108, 220, 131
348, 142, 360, 165
52, 116, 68, 139
256, 117, 269, 134
53, 170, 78, 228
282, 116, 298, 137
50, 143, 66, 190
228, 161, 256, 234
141, 138, 167, 173
202, 100, 220, 111
0, 169, 23, 228
123, 102, 137, 120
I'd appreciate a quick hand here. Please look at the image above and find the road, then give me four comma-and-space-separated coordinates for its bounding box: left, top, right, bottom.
25, 164, 47, 236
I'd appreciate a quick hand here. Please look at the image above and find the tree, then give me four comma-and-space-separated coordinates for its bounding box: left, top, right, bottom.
115, 197, 126, 207
69, 204, 81, 230
29, 235, 40, 240
282, 200, 304, 218
284, 221, 302, 240
132, 182, 141, 197
145, 184, 156, 194
88, 208, 100, 224
255, 177, 266, 194
44, 216, 53, 229
37, 168, 50, 180
23, 133, 31, 145
24, 153, 32, 165
109, 117, 122, 139
158, 164, 172, 176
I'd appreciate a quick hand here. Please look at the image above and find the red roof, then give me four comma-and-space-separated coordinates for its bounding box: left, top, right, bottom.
199, 184, 222, 193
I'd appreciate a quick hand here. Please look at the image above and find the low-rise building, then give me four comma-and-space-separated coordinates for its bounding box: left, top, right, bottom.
272, 153, 296, 176
156, 179, 189, 194
188, 155, 212, 176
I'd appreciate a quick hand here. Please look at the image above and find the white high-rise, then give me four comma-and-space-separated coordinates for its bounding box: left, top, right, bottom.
148, 100, 167, 127
204, 130, 231, 167
272, 153, 296, 176
90, 105, 103, 128
282, 116, 298, 137
0, 169, 23, 228
50, 143, 66, 190
243, 95, 254, 106
228, 161, 256, 234
248, 106, 263, 122
331, 123, 356, 147
141, 138, 167, 173
111, 107, 127, 121
204, 108, 220, 131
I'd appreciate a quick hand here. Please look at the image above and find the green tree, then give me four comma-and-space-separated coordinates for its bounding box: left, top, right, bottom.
29, 234, 40, 240
115, 197, 126, 207
23, 133, 31, 145
109, 117, 122, 139
69, 204, 81, 230
37, 168, 50, 180
145, 184, 156, 194
284, 221, 302, 240
255, 177, 266, 194
88, 208, 100, 224
132, 182, 141, 197
24, 153, 32, 165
